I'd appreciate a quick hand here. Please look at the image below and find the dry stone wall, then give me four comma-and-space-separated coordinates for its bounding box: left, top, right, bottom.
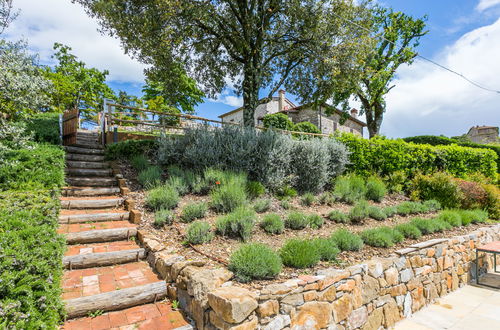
139, 224, 500, 330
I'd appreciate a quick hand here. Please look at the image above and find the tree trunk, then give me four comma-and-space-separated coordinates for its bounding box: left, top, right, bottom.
242, 64, 261, 127
359, 98, 384, 139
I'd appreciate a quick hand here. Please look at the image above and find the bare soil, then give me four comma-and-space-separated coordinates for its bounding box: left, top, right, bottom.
119, 161, 488, 289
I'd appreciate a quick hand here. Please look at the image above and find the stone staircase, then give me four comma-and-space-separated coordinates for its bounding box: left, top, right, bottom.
60, 131, 189, 329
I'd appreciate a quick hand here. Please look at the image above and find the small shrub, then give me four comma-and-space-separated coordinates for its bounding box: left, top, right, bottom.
467, 209, 489, 223
138, 166, 162, 188
210, 181, 247, 213
280, 239, 320, 268
365, 177, 387, 202
330, 229, 363, 251
383, 170, 408, 194
396, 201, 425, 216
260, 214, 284, 234
432, 218, 452, 232
180, 202, 208, 223
383, 206, 398, 217
307, 214, 324, 229
437, 210, 462, 227
215, 207, 256, 241
333, 175, 366, 204
361, 227, 403, 248
246, 181, 266, 199
131, 154, 149, 171
410, 172, 461, 209
276, 185, 298, 199
319, 192, 336, 205
482, 184, 500, 219
146, 185, 179, 210
154, 209, 174, 227
292, 121, 321, 134
301, 192, 316, 206
456, 210, 475, 226
349, 200, 370, 223
455, 179, 488, 210
262, 112, 294, 130
280, 198, 292, 210
410, 218, 437, 235
368, 206, 387, 221
312, 238, 340, 261
105, 139, 157, 160
229, 243, 282, 282
186, 221, 213, 245
422, 200, 442, 212
394, 223, 422, 239
328, 210, 349, 223
253, 198, 272, 213
285, 211, 309, 230
166, 175, 189, 195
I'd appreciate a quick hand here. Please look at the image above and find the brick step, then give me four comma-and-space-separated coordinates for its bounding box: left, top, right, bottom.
65, 168, 112, 177
59, 210, 130, 224
66, 160, 109, 169
66, 153, 105, 162
62, 186, 121, 197
65, 146, 105, 155
62, 302, 189, 330
60, 197, 123, 209
63, 248, 146, 269
65, 241, 140, 256
66, 177, 117, 187
65, 227, 138, 244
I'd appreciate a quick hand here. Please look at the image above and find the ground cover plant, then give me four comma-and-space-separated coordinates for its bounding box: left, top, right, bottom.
228, 243, 282, 282
186, 221, 214, 245
146, 184, 179, 210
280, 239, 320, 268
180, 202, 207, 223
215, 206, 256, 241
260, 214, 285, 234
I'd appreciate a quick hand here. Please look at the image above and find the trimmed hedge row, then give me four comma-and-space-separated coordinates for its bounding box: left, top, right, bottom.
25, 112, 61, 145
336, 134, 498, 179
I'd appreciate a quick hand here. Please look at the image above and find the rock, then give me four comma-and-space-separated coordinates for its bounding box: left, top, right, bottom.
281, 293, 304, 307
361, 275, 379, 304
232, 316, 258, 330
191, 298, 208, 329
332, 293, 353, 322
263, 315, 291, 330
186, 268, 233, 307
444, 256, 453, 269
348, 264, 367, 276
291, 302, 333, 330
400, 269, 414, 283
261, 283, 292, 296
257, 300, 279, 318
303, 291, 318, 301
351, 286, 363, 309
208, 287, 258, 324
177, 289, 192, 315
389, 284, 407, 297
171, 260, 206, 282
403, 292, 412, 317
374, 294, 393, 308
155, 254, 185, 281
318, 285, 336, 302
385, 268, 399, 286
394, 256, 407, 270
209, 312, 258, 330
143, 237, 164, 252
347, 306, 368, 329
366, 260, 384, 278
316, 269, 350, 290
176, 265, 202, 290
361, 307, 383, 330
383, 300, 400, 328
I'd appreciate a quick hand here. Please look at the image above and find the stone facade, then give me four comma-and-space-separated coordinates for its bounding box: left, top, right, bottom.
139, 225, 500, 330
466, 126, 499, 144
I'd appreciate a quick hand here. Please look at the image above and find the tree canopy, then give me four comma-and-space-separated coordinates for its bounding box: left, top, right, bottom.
74, 0, 371, 126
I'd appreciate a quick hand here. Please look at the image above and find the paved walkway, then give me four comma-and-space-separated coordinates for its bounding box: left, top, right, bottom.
395, 274, 500, 330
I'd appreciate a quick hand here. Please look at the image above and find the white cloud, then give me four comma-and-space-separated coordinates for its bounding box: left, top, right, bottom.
211, 89, 243, 107
3, 0, 146, 83
382, 17, 500, 138
477, 0, 500, 12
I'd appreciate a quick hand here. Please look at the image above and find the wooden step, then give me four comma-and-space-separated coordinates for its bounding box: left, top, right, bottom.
65, 146, 105, 155
66, 161, 109, 169
59, 211, 130, 224
66, 177, 117, 187
70, 143, 103, 149
65, 168, 112, 177
63, 248, 146, 269
62, 186, 120, 197
60, 197, 123, 209
66, 153, 105, 162
64, 281, 167, 319
66, 227, 137, 244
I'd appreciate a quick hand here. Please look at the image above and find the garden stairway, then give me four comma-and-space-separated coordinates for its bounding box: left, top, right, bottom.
59, 131, 190, 330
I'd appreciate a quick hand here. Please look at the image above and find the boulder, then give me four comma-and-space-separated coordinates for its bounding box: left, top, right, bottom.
291, 302, 333, 330
208, 287, 258, 324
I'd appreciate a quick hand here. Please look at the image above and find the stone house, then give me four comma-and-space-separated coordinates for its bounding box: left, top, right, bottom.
218, 90, 366, 136
466, 125, 499, 144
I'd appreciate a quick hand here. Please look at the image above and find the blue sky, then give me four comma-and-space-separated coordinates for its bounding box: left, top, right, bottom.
5, 0, 500, 137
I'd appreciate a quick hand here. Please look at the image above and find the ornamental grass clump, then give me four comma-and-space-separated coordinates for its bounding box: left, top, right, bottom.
146, 185, 179, 210
365, 177, 387, 202
215, 206, 256, 241
253, 198, 271, 213
260, 213, 284, 234
154, 209, 174, 227
368, 206, 387, 221
138, 166, 162, 188
394, 223, 422, 239
210, 181, 247, 213
186, 221, 213, 245
300, 192, 316, 206
285, 211, 309, 230
229, 243, 282, 282
330, 229, 363, 251
180, 202, 208, 223
312, 238, 340, 261
361, 227, 404, 248
131, 154, 149, 171
280, 239, 320, 268
333, 175, 366, 204
349, 200, 370, 223
437, 210, 462, 227
307, 214, 324, 229
328, 210, 349, 223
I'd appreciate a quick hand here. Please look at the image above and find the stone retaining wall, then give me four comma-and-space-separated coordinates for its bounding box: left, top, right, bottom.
139, 224, 500, 330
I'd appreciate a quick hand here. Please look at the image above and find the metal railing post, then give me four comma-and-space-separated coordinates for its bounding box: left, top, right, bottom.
59, 113, 63, 145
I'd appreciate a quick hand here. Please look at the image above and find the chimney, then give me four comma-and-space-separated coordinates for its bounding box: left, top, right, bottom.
279, 89, 285, 111
350, 108, 358, 118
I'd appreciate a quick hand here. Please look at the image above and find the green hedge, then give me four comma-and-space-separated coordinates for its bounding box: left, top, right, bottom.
25, 112, 61, 145
105, 139, 159, 160
403, 135, 500, 171
336, 134, 498, 179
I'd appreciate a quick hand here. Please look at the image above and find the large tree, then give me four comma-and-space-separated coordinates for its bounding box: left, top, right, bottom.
74, 0, 370, 126
354, 7, 427, 138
